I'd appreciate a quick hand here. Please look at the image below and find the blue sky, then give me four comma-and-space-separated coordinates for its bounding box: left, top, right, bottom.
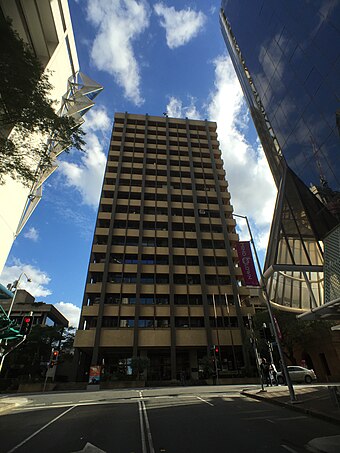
0, 1, 276, 327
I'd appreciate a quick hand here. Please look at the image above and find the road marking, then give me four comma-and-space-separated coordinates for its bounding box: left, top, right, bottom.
242, 416, 276, 420
138, 401, 147, 453
142, 400, 155, 453
276, 416, 307, 421
196, 396, 214, 407
52, 401, 73, 405
7, 404, 77, 453
266, 419, 275, 424
281, 445, 298, 453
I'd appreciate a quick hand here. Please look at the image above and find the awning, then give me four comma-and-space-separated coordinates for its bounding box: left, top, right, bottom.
297, 297, 340, 321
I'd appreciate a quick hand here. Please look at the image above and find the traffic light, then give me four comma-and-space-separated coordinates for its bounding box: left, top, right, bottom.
259, 327, 274, 342
49, 349, 59, 368
19, 315, 33, 336
214, 346, 219, 354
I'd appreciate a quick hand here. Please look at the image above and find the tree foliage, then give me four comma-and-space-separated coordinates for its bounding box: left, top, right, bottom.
253, 309, 333, 365
3, 325, 75, 380
0, 19, 85, 186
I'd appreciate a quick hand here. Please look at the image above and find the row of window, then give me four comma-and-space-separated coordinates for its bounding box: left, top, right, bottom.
108, 237, 227, 249
90, 272, 231, 286
115, 192, 219, 205
118, 167, 219, 180
84, 316, 241, 329
110, 146, 217, 159
115, 179, 217, 191
110, 220, 224, 233
114, 117, 215, 133
117, 126, 214, 140
108, 206, 225, 219
87, 294, 234, 306
96, 234, 228, 249
117, 157, 215, 167
92, 254, 229, 267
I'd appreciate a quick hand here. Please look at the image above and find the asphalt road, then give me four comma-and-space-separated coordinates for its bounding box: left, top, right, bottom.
0, 386, 339, 453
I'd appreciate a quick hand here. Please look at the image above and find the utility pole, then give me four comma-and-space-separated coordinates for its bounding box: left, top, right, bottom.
234, 214, 297, 402
248, 314, 264, 391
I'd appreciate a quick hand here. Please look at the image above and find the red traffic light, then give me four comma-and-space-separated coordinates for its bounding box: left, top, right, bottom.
53, 350, 59, 358
215, 346, 219, 354
19, 315, 33, 336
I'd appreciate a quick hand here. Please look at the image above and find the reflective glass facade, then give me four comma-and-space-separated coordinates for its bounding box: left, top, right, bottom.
220, 0, 340, 310
221, 0, 340, 200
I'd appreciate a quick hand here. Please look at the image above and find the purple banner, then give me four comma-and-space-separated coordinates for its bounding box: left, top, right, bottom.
236, 241, 259, 286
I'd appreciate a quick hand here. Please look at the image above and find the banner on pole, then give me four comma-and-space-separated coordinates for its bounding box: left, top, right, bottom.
236, 241, 259, 286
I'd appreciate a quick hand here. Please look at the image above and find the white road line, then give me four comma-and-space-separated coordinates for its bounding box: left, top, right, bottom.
276, 416, 307, 421
242, 416, 276, 420
138, 401, 147, 453
281, 445, 298, 453
7, 405, 77, 453
141, 400, 155, 453
52, 401, 73, 405
266, 419, 275, 424
196, 396, 214, 407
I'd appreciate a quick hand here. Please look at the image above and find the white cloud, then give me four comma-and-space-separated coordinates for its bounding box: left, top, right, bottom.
166, 96, 201, 120
54, 302, 81, 328
58, 104, 110, 207
86, 0, 150, 105
59, 132, 107, 208
23, 227, 39, 242
154, 3, 206, 49
83, 105, 111, 134
165, 55, 277, 251
207, 55, 277, 250
0, 258, 52, 298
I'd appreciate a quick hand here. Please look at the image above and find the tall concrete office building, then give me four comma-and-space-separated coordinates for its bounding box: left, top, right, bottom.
74, 112, 255, 382
220, 1, 340, 312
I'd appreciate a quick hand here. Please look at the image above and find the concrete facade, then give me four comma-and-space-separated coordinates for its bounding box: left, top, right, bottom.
74, 112, 257, 382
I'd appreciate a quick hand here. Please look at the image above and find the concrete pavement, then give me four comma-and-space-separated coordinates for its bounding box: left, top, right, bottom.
241, 385, 340, 453
1, 387, 340, 452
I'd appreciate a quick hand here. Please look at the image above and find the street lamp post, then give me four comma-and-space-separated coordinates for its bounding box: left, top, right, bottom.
6, 272, 32, 317
233, 214, 297, 402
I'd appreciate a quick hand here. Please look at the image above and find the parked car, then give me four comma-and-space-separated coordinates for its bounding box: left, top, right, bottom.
277, 366, 317, 384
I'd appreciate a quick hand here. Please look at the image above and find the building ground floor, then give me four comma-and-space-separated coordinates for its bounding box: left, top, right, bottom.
293, 330, 340, 382
74, 345, 246, 384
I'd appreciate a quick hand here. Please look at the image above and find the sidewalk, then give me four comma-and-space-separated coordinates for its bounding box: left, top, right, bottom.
0, 396, 28, 415
241, 385, 340, 453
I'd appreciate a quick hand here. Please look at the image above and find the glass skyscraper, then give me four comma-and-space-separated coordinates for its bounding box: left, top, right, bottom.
220, 1, 340, 309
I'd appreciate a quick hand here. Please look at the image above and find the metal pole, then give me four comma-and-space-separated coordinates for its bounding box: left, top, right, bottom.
248, 314, 264, 391
7, 272, 31, 317
225, 294, 238, 373
212, 294, 220, 384
234, 214, 297, 402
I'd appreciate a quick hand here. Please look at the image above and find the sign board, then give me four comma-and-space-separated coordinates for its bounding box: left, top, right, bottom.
89, 366, 101, 384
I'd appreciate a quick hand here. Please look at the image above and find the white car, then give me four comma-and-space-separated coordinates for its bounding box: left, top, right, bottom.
277, 366, 317, 384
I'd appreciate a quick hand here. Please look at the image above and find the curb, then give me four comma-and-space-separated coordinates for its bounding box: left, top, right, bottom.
241, 391, 340, 427
0, 403, 17, 415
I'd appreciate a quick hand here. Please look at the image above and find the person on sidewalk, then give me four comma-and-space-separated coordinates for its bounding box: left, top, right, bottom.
260, 358, 271, 386
269, 362, 278, 386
